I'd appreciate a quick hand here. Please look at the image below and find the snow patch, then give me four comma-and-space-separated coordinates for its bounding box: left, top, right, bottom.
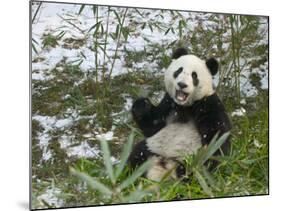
67, 141, 99, 158
253, 139, 263, 148
231, 108, 246, 117
59, 135, 100, 158
240, 99, 246, 105
37, 186, 64, 208
96, 131, 114, 141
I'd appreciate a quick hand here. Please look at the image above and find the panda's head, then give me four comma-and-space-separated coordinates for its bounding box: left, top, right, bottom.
164, 48, 219, 106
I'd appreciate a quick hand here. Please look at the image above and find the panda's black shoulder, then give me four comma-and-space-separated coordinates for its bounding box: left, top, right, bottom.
192, 93, 231, 132
193, 93, 225, 112
192, 93, 231, 130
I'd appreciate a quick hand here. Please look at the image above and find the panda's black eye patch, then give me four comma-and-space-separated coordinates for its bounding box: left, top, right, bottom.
173, 67, 183, 78
192, 71, 199, 86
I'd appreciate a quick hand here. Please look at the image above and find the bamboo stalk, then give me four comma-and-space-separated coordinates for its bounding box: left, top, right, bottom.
108, 8, 129, 79
102, 6, 111, 82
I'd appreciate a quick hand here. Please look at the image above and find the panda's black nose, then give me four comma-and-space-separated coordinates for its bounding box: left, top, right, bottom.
177, 82, 188, 89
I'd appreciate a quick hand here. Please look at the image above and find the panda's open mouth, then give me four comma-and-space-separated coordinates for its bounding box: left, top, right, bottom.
175, 90, 189, 102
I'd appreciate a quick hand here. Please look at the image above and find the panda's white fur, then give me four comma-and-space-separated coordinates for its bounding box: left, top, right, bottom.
146, 121, 201, 158
145, 55, 214, 181
146, 156, 178, 181
164, 55, 214, 106
145, 121, 201, 181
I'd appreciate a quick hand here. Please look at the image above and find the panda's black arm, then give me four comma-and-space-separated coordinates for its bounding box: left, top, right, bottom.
152, 92, 175, 117
132, 93, 174, 137
192, 94, 232, 154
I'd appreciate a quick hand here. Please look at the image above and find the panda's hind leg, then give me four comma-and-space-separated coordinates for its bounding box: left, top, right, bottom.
146, 156, 189, 182
146, 156, 177, 182
128, 141, 189, 182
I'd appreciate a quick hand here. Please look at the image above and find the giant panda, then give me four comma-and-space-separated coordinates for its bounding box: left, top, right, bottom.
128, 48, 231, 181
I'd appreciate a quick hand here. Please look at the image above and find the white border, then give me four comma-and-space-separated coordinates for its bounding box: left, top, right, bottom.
1, 0, 279, 211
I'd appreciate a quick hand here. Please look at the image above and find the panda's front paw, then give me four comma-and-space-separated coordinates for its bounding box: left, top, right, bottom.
132, 98, 153, 121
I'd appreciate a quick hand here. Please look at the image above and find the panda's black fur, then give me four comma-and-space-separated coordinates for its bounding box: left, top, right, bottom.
128, 48, 231, 181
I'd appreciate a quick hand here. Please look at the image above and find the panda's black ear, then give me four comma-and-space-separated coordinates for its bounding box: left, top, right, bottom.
172, 48, 188, 59
206, 58, 219, 75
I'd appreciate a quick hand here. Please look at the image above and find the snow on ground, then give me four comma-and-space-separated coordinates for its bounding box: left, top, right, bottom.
33, 111, 97, 161
253, 139, 263, 148
58, 134, 100, 158
231, 107, 246, 117
96, 131, 114, 141
37, 186, 64, 208
111, 95, 133, 124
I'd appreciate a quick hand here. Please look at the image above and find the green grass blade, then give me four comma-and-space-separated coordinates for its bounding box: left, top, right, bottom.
100, 139, 116, 184
115, 132, 135, 179
119, 160, 151, 190
192, 133, 219, 167
194, 169, 214, 197
202, 132, 230, 165
162, 181, 181, 199
121, 190, 151, 203
201, 166, 218, 190
192, 147, 206, 167
70, 168, 112, 196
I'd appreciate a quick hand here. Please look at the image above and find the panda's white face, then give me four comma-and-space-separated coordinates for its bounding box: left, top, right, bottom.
164, 55, 214, 106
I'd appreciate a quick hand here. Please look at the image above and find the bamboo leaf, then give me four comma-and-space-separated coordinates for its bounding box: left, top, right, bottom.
148, 23, 153, 32
122, 190, 151, 203
202, 132, 230, 165
88, 21, 101, 33
113, 10, 121, 25
32, 38, 39, 45
164, 28, 171, 35
119, 160, 151, 190
192, 146, 208, 167
121, 27, 129, 41
78, 4, 85, 15
32, 43, 38, 54
201, 165, 218, 190
80, 51, 87, 59
179, 20, 182, 38
77, 59, 83, 66
99, 139, 116, 184
100, 22, 104, 35
134, 9, 144, 18
94, 22, 101, 35
115, 132, 135, 179
194, 169, 214, 197
92, 5, 97, 17
115, 24, 120, 39
192, 133, 219, 166
57, 31, 66, 39
70, 168, 112, 196
181, 19, 187, 27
